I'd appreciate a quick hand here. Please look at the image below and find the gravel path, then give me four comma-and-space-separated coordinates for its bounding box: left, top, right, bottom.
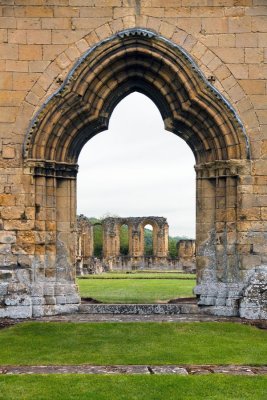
0, 364, 266, 376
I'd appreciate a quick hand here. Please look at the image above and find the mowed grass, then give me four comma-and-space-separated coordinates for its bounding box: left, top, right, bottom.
78, 274, 195, 303
79, 272, 196, 279
0, 375, 267, 400
0, 322, 266, 366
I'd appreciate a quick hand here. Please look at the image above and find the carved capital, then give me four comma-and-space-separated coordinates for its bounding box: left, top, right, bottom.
195, 159, 251, 179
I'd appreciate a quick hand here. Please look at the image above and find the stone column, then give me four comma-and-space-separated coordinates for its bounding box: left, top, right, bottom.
156, 223, 169, 257
194, 160, 252, 315
130, 222, 142, 257
30, 163, 80, 317
103, 219, 119, 258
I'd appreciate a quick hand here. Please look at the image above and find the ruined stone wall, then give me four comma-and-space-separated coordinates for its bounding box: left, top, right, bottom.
177, 240, 196, 273
0, 0, 266, 319
76, 216, 179, 273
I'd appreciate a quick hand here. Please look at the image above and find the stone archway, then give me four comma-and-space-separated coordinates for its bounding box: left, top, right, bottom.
19, 28, 252, 318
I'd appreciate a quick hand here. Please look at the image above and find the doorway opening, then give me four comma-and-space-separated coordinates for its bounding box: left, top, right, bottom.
144, 224, 153, 256
93, 223, 103, 258
76, 93, 196, 303
23, 29, 250, 316
120, 224, 129, 256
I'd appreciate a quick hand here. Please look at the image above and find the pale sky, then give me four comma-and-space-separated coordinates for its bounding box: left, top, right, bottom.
77, 93, 196, 238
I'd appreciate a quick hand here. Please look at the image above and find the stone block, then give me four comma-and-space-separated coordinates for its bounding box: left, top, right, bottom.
17, 18, 41, 30
177, 17, 201, 34
0, 194, 16, 206
65, 45, 80, 61
0, 43, 18, 59
239, 79, 265, 95
52, 30, 88, 44
240, 255, 262, 269
202, 17, 228, 33
81, 17, 113, 30
4, 220, 35, 231
2, 145, 16, 159
13, 73, 39, 90
0, 231, 16, 244
54, 7, 79, 17
31, 297, 45, 305
41, 18, 71, 30
6, 60, 28, 72
8, 29, 27, 44
0, 282, 8, 295
29, 61, 50, 73
228, 64, 248, 79
113, 7, 135, 18
249, 64, 267, 79
0, 305, 32, 319
32, 305, 44, 317
19, 45, 42, 61
0, 72, 13, 90
236, 32, 258, 47
252, 16, 267, 32
56, 295, 67, 304
0, 91, 27, 107
44, 295, 57, 305
30, 283, 44, 297
15, 6, 53, 18
251, 95, 267, 110
0, 244, 12, 254
229, 16, 251, 33
214, 48, 244, 64
0, 17, 16, 29
245, 48, 263, 64
43, 284, 55, 296
27, 30, 51, 45
5, 294, 31, 306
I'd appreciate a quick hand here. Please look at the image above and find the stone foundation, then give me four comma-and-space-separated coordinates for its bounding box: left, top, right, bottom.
240, 266, 267, 320
0, 281, 80, 318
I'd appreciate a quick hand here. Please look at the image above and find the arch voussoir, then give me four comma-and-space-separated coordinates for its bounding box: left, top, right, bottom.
24, 29, 250, 166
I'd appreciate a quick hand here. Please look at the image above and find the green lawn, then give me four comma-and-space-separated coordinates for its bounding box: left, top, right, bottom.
79, 272, 196, 279
0, 375, 266, 400
78, 275, 195, 303
0, 322, 266, 366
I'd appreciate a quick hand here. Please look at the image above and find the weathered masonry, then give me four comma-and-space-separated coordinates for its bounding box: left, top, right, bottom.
76, 216, 195, 273
77, 216, 169, 260
0, 2, 266, 319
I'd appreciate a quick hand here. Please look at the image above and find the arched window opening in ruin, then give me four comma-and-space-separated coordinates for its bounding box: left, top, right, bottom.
120, 224, 129, 256
77, 93, 196, 241
93, 223, 103, 258
144, 224, 154, 256
21, 30, 253, 319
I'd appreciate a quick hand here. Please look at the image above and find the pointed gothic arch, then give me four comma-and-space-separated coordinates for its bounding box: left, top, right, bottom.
24, 28, 249, 168
22, 29, 252, 317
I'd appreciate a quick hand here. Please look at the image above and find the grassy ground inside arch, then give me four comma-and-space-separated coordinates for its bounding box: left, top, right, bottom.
77, 272, 195, 303
0, 322, 266, 366
0, 374, 266, 400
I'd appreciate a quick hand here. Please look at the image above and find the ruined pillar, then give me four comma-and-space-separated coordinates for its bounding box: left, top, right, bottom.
156, 222, 169, 257
103, 218, 120, 258
194, 160, 252, 315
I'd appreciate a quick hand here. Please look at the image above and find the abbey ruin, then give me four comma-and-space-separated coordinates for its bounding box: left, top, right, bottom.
0, 1, 266, 320
76, 216, 196, 274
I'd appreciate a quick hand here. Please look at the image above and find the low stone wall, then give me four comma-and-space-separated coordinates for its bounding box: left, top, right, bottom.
79, 303, 200, 315
76, 255, 196, 275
